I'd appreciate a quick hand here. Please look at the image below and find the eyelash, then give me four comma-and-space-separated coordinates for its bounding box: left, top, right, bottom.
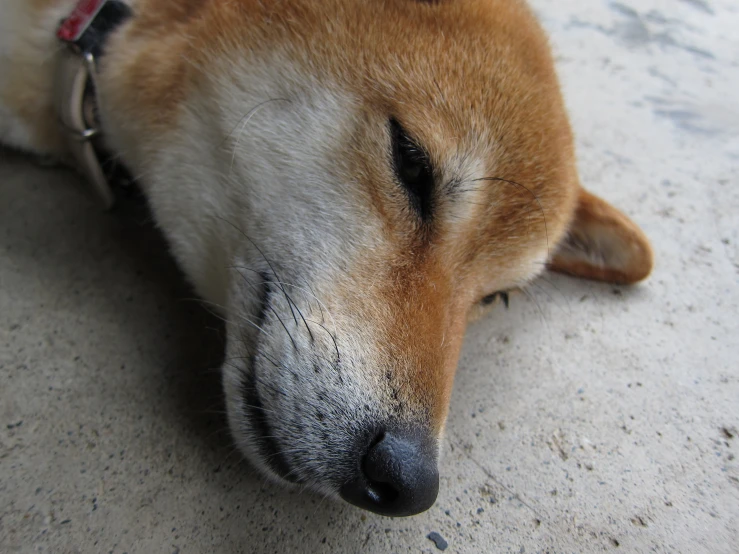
480, 291, 510, 308
390, 119, 435, 221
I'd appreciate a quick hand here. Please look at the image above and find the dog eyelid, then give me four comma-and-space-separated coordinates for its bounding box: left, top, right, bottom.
481, 291, 510, 308
389, 118, 435, 222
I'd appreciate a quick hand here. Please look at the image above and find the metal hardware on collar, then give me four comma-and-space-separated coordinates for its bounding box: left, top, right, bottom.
54, 47, 114, 208
53, 0, 132, 209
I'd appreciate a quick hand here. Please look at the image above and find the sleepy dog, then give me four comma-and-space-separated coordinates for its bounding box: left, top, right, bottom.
0, 0, 653, 516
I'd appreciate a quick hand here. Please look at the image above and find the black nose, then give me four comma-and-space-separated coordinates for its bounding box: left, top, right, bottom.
340, 429, 439, 517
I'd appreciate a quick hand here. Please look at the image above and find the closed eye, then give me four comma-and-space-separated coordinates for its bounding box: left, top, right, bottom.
481, 291, 510, 308
390, 118, 435, 221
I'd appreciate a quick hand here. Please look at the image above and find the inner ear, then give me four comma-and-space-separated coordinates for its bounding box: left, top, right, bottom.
548, 189, 653, 284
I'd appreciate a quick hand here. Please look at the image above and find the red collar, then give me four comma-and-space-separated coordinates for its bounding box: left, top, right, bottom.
57, 0, 111, 43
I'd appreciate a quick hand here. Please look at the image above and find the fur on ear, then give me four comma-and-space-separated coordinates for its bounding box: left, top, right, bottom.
548, 189, 653, 284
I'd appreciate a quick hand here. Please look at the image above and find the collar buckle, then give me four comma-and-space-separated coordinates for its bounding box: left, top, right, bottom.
54, 46, 114, 208
53, 0, 132, 209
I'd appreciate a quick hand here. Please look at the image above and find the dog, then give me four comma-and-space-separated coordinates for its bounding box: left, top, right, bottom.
0, 0, 653, 516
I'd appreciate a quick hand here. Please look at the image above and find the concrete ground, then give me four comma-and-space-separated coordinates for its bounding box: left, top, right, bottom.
2, 0, 738, 552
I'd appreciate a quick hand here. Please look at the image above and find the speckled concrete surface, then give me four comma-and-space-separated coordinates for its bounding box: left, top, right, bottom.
2, 1, 738, 553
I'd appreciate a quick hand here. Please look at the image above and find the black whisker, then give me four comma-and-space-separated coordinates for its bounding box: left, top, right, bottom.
214, 216, 301, 327
520, 287, 550, 331
306, 319, 341, 365
288, 297, 315, 342
232, 269, 299, 350
231, 265, 329, 335
264, 286, 299, 351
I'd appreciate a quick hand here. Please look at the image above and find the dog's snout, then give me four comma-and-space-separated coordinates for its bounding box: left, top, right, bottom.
340, 429, 439, 517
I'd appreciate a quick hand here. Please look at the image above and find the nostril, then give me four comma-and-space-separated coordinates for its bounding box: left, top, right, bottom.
361, 430, 400, 505
364, 481, 399, 506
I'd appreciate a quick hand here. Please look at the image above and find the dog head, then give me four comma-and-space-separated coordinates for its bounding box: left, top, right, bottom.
100, 0, 652, 516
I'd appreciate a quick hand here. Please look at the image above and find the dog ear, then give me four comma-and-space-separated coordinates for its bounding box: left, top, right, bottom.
548, 188, 653, 284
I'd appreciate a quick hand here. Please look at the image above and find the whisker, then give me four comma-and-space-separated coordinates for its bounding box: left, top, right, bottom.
231, 270, 300, 350
178, 297, 236, 327
519, 286, 553, 346
305, 319, 341, 364
215, 216, 302, 328
224, 305, 274, 340
224, 98, 290, 176
228, 266, 323, 341
228, 271, 339, 357
536, 275, 572, 314
229, 267, 320, 340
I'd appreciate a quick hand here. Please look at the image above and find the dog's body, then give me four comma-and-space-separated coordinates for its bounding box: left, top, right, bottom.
1, 0, 653, 516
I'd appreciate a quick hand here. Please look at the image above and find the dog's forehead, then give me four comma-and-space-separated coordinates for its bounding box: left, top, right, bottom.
162, 0, 578, 286
295, 0, 558, 119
